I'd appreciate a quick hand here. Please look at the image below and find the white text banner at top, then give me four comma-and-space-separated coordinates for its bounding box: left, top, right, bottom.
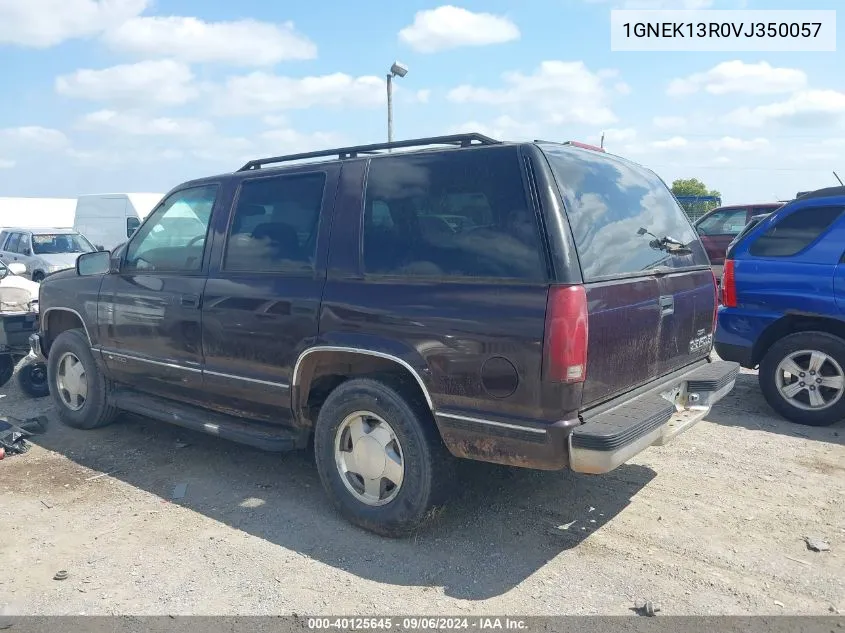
611, 10, 836, 52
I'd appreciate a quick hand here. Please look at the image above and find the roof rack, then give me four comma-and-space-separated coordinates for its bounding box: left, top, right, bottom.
795, 186, 845, 201
237, 133, 501, 172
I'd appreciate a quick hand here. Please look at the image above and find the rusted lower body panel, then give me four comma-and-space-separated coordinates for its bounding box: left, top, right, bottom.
434, 414, 579, 470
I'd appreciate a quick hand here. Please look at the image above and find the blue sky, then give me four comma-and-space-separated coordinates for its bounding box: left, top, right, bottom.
0, 0, 843, 204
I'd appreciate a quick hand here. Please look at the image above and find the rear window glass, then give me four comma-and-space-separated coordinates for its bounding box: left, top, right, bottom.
363, 147, 546, 281
749, 205, 844, 258
541, 145, 706, 281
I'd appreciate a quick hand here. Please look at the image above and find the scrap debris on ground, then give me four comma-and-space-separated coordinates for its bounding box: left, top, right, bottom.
0, 415, 48, 458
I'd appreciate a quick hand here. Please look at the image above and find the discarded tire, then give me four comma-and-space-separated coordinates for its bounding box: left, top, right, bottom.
17, 361, 49, 398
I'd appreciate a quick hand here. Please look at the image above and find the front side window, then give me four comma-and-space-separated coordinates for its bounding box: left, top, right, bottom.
124, 185, 217, 273
31, 233, 95, 255
696, 209, 749, 236
224, 173, 326, 272
750, 205, 844, 258
362, 147, 545, 281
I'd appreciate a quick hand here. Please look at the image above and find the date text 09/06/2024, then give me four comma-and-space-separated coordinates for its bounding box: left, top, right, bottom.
307, 618, 528, 630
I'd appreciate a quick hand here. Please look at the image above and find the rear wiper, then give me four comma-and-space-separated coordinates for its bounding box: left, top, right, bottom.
637, 227, 692, 255
654, 235, 692, 254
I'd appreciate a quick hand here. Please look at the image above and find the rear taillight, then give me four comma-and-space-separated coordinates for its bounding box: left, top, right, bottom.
710, 269, 719, 333
544, 285, 589, 383
722, 259, 737, 308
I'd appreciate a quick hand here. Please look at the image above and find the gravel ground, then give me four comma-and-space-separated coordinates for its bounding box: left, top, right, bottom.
1, 362, 843, 616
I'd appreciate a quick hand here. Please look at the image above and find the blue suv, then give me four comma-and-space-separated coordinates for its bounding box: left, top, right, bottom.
715, 186, 845, 427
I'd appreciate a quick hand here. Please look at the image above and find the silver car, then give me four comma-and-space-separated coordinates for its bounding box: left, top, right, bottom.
0, 227, 97, 281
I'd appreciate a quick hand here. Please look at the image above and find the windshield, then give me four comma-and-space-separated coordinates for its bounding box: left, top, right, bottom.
31, 233, 95, 255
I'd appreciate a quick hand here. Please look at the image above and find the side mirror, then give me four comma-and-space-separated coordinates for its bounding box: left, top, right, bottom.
77, 250, 112, 276
8, 262, 26, 276
22, 248, 31, 256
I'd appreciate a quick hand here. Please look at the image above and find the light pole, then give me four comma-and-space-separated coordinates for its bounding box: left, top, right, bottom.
386, 61, 408, 145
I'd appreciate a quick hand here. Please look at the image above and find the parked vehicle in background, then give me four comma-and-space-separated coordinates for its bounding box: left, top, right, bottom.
0, 228, 97, 282
73, 193, 163, 251
0, 257, 47, 397
725, 212, 771, 257
694, 203, 784, 279
31, 134, 737, 536
716, 186, 845, 427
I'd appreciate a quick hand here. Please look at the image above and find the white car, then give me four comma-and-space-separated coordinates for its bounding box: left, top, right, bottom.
0, 227, 97, 282
0, 258, 39, 312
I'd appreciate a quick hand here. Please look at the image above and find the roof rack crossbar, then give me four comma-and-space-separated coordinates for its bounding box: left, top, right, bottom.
237, 133, 500, 171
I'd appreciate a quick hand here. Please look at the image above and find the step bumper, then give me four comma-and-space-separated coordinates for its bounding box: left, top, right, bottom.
569, 360, 739, 474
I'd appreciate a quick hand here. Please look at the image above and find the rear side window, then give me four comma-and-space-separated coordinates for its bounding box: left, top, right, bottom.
363, 147, 545, 280
749, 205, 844, 258
224, 172, 326, 273
541, 146, 704, 281
696, 208, 748, 236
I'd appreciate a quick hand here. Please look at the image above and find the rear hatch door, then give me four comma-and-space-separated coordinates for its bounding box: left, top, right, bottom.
540, 145, 714, 408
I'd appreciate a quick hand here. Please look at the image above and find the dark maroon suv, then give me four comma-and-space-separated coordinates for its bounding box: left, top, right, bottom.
31, 134, 738, 536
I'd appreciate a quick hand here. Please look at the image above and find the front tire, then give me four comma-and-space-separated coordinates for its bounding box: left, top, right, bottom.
759, 331, 845, 427
47, 328, 118, 429
314, 377, 453, 537
32, 271, 45, 283
17, 361, 49, 398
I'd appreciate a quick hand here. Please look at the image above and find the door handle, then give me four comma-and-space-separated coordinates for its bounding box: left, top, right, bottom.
659, 295, 674, 315
180, 294, 201, 308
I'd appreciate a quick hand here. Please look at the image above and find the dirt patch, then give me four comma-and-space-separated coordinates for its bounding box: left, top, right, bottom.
1, 363, 843, 616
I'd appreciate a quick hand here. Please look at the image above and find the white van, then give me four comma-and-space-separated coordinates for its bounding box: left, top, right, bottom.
73, 193, 163, 251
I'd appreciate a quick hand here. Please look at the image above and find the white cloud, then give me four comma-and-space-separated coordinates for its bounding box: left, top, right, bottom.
448, 115, 540, 140
416, 89, 432, 104
724, 90, 845, 128
55, 60, 198, 106
651, 136, 689, 150
448, 61, 620, 126
212, 71, 384, 116
601, 127, 638, 143
653, 115, 687, 129
103, 16, 316, 66
0, 126, 69, 148
259, 128, 345, 155
0, 159, 16, 169
706, 136, 769, 152
667, 61, 807, 96
0, 0, 147, 47
585, 0, 714, 7
78, 110, 214, 137
399, 6, 519, 53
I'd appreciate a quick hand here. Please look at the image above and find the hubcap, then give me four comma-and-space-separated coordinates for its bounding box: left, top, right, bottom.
775, 349, 844, 411
334, 411, 405, 506
56, 352, 88, 411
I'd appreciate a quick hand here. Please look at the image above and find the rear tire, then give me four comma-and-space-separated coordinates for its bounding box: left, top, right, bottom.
47, 328, 118, 429
313, 377, 453, 537
759, 331, 845, 427
32, 271, 45, 283
17, 361, 49, 398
